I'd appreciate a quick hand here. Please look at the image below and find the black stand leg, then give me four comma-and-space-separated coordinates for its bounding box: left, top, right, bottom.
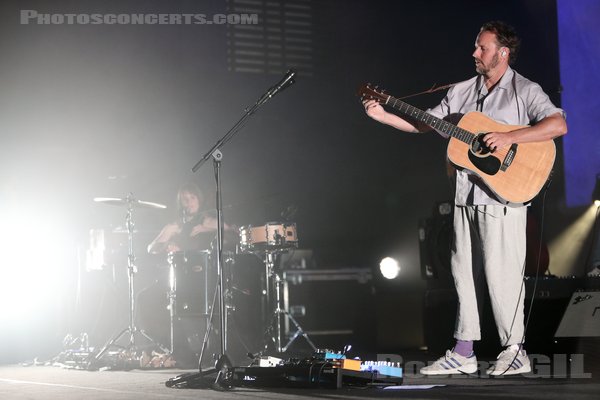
91, 195, 169, 369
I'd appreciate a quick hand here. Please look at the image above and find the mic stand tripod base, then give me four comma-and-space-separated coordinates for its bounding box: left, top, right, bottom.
165, 354, 233, 389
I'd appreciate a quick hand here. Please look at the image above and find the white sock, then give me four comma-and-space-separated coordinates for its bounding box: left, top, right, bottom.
507, 344, 522, 352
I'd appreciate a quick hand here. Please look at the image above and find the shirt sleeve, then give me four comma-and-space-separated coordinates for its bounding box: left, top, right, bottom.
427, 92, 451, 120
426, 90, 454, 138
522, 81, 566, 123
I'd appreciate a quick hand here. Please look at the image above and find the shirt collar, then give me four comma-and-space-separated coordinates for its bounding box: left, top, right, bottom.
477, 66, 514, 95
497, 66, 515, 90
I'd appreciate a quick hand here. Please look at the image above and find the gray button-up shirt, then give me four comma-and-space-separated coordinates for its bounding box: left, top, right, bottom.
427, 67, 565, 206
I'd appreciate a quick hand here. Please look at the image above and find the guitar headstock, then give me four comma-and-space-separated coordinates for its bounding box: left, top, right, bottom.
357, 83, 389, 103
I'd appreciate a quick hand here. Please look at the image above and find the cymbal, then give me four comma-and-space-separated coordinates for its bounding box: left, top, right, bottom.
94, 197, 167, 209
111, 226, 159, 234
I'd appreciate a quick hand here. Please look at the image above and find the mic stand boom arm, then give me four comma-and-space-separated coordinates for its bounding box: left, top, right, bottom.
191, 69, 296, 174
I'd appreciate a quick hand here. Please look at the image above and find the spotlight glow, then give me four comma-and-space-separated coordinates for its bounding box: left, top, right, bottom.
379, 257, 401, 279
548, 205, 598, 276
0, 208, 73, 325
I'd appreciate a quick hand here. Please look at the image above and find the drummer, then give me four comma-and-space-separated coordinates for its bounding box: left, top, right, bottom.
147, 183, 232, 254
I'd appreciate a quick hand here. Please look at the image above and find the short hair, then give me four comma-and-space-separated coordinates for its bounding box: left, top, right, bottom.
480, 21, 521, 65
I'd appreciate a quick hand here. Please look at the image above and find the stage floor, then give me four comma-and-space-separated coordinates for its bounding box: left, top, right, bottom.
1, 362, 599, 400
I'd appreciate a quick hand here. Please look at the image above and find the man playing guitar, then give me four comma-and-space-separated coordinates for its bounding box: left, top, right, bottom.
363, 21, 567, 376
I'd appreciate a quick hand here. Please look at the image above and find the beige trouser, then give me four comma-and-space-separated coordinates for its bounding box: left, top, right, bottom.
451, 204, 527, 346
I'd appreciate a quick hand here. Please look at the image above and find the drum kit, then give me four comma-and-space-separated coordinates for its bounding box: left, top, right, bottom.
91, 193, 315, 367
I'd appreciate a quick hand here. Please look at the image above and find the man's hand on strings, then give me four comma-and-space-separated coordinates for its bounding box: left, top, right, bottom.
484, 131, 515, 152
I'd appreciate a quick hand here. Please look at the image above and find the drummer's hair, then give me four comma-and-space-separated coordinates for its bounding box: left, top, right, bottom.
176, 183, 204, 216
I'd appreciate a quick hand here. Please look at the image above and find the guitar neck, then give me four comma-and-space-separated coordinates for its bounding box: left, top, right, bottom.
385, 95, 475, 144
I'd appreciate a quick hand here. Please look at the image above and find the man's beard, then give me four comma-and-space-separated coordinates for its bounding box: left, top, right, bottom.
475, 53, 500, 75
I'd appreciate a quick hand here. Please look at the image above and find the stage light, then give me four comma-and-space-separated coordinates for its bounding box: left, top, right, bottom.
437, 201, 453, 216
379, 257, 401, 279
548, 204, 598, 276
0, 207, 73, 325
592, 173, 600, 206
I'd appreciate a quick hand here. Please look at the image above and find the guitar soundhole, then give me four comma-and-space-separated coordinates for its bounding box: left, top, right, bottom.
468, 133, 501, 175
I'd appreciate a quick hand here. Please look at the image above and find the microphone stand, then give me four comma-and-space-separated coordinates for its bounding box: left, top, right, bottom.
166, 70, 295, 389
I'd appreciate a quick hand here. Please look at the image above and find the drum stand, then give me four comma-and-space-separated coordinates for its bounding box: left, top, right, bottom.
264, 251, 317, 353
92, 195, 169, 366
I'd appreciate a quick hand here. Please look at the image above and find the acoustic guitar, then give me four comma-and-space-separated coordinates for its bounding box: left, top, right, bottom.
358, 84, 555, 203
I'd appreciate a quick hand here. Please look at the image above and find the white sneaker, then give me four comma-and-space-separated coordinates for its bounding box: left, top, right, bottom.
587, 266, 600, 277
420, 350, 478, 375
487, 347, 531, 376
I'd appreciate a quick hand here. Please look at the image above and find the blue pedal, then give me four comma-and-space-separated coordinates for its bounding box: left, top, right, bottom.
361, 362, 403, 378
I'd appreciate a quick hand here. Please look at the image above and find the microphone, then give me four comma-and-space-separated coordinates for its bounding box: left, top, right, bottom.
269, 69, 296, 97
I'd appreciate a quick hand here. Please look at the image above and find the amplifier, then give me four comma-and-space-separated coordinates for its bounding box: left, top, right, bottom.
555, 290, 600, 337
282, 268, 375, 351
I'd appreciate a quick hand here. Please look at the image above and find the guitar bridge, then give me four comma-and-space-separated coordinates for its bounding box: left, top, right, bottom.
501, 144, 518, 171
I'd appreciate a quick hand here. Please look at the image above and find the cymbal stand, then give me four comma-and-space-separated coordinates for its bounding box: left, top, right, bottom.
264, 251, 317, 353
167, 259, 176, 354
92, 194, 169, 365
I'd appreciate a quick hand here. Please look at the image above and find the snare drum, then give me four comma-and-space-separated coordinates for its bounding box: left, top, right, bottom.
239, 222, 298, 252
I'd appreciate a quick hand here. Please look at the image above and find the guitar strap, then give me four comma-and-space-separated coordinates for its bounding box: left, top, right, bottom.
396, 81, 461, 100
512, 71, 522, 123
398, 70, 521, 118
475, 75, 493, 112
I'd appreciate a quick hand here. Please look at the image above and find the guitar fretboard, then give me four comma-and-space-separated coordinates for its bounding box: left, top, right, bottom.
386, 95, 475, 144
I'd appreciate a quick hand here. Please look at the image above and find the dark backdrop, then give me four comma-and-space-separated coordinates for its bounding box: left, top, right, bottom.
0, 0, 563, 362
